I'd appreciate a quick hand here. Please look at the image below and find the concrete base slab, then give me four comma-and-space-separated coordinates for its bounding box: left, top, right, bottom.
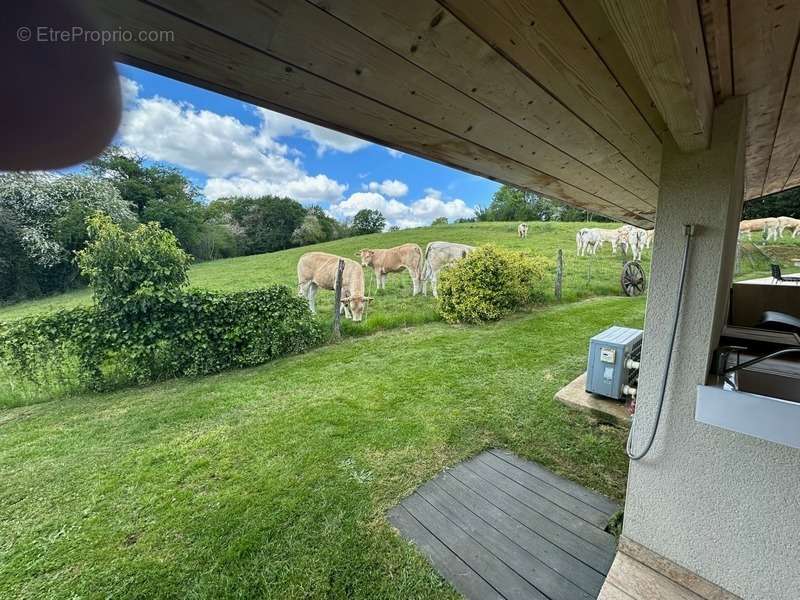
555, 372, 630, 426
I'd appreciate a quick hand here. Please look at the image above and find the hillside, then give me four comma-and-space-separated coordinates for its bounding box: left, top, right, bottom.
0, 222, 637, 327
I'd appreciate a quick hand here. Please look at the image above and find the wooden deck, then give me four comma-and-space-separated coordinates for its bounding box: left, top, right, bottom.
388, 449, 620, 600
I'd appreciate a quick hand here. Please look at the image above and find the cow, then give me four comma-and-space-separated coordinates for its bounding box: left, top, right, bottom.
578, 227, 620, 256
421, 241, 475, 297
518, 223, 529, 239
626, 227, 648, 261
357, 243, 424, 295
777, 216, 800, 238
644, 229, 655, 249
297, 252, 373, 321
739, 218, 779, 241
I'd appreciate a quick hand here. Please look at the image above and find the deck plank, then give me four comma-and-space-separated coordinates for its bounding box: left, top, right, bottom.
390, 450, 619, 600
488, 449, 620, 515
433, 474, 606, 596
387, 506, 503, 600
464, 460, 617, 552
476, 453, 612, 528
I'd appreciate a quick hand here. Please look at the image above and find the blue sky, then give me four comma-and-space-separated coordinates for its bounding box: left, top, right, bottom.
113, 64, 500, 228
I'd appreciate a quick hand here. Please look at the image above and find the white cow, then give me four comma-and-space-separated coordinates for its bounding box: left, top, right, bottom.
643, 229, 655, 249
297, 252, 373, 321
518, 223, 529, 239
626, 227, 647, 261
578, 228, 619, 256
422, 241, 475, 297
777, 216, 800, 238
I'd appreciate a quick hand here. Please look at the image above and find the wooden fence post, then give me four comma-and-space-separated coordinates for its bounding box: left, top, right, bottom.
555, 248, 563, 301
332, 258, 345, 341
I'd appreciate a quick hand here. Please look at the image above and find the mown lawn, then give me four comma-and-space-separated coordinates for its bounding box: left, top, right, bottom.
0, 221, 642, 327
0, 296, 644, 599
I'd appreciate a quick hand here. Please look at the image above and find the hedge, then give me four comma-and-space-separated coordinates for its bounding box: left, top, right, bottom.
0, 285, 323, 392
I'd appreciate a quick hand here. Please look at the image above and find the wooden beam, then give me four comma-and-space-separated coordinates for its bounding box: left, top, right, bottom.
89, 0, 654, 224
560, 0, 669, 141
440, 0, 663, 183
762, 43, 800, 196
731, 0, 800, 199
600, 0, 714, 152
700, 0, 733, 101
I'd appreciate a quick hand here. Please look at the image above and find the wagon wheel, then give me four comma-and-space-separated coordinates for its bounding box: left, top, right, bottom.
621, 261, 646, 296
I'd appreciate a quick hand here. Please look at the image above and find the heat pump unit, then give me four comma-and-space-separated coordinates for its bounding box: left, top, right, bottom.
586, 326, 643, 400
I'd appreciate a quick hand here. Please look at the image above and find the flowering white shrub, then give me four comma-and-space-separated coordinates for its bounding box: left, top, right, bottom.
0, 172, 134, 267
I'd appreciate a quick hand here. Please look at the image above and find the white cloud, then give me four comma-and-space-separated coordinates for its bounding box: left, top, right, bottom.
386, 148, 404, 158
329, 190, 475, 229
120, 76, 141, 108
117, 78, 351, 203
362, 179, 408, 197
254, 108, 370, 157
424, 187, 442, 200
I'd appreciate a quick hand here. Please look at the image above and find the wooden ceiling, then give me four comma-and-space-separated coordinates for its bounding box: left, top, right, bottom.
87, 0, 800, 225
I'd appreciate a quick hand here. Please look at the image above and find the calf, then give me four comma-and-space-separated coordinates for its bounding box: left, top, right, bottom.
357, 243, 423, 295
518, 223, 529, 239
422, 241, 475, 297
297, 252, 372, 321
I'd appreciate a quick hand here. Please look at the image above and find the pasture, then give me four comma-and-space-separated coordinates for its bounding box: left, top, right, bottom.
0, 296, 643, 599
0, 221, 636, 327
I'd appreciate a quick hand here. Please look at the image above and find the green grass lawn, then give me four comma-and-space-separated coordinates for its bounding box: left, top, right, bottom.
0, 221, 641, 326
0, 295, 643, 599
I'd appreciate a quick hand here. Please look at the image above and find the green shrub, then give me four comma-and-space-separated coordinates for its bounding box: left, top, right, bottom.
436, 245, 552, 324
76, 214, 193, 311
0, 286, 323, 391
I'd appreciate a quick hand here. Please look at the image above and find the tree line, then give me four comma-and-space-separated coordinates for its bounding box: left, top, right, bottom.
0, 147, 385, 302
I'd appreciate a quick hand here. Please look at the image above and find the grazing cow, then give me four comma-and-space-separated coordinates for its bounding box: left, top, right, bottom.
357, 243, 424, 295
626, 227, 647, 261
578, 228, 619, 256
739, 218, 779, 241
777, 216, 800, 238
297, 252, 373, 321
422, 241, 475, 297
518, 223, 529, 239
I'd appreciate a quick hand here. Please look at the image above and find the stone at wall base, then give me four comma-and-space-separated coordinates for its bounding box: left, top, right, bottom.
555, 372, 631, 427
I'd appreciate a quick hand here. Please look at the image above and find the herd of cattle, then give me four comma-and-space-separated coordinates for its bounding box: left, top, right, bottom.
738, 216, 800, 241
575, 224, 653, 260
297, 217, 800, 322
297, 241, 474, 321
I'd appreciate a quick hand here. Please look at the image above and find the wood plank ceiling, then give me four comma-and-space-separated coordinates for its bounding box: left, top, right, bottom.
88, 1, 800, 225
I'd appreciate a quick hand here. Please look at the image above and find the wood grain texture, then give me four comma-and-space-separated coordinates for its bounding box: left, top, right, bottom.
700, 0, 733, 101
88, 0, 654, 224
311, 0, 660, 203
731, 0, 800, 199
439, 0, 663, 183
604, 552, 706, 600
600, 0, 713, 151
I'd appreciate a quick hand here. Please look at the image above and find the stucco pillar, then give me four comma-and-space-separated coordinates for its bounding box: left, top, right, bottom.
622, 97, 800, 599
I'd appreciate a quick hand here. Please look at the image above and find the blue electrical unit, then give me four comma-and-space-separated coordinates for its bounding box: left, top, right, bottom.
586, 326, 643, 400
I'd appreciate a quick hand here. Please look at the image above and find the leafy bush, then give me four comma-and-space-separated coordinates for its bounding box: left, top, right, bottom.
436, 245, 552, 324
76, 214, 193, 310
0, 286, 323, 391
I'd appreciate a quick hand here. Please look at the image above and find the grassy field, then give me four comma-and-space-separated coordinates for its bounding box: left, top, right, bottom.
0, 221, 641, 327
0, 296, 644, 599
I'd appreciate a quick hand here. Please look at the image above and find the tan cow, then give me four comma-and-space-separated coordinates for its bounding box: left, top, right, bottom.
739, 218, 779, 241
357, 243, 423, 295
297, 252, 372, 321
518, 223, 529, 239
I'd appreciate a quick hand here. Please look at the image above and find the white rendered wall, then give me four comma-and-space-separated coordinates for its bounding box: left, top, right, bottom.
623, 98, 800, 600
